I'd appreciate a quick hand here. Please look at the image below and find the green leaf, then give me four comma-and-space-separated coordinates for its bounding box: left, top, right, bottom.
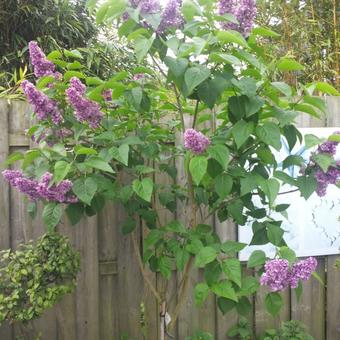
159, 256, 172, 279
279, 246, 296, 264
328, 134, 340, 142
4, 151, 24, 165
208, 144, 230, 169
260, 178, 280, 206
84, 157, 114, 173
236, 296, 252, 316
122, 216, 136, 235
75, 146, 98, 155
315, 82, 340, 96
271, 82, 292, 97
65, 203, 84, 226
282, 155, 304, 169
256, 122, 282, 151
96, 2, 110, 24
211, 280, 238, 302
267, 224, 284, 246
54, 161, 71, 183
195, 246, 218, 267
215, 173, 233, 199
64, 70, 85, 81
209, 53, 241, 65
184, 66, 211, 95
189, 156, 208, 185
232, 120, 254, 149
297, 176, 317, 199
220, 241, 247, 254
176, 248, 190, 271
194, 283, 210, 306
110, 144, 130, 166
252, 27, 280, 38
135, 36, 155, 63
217, 30, 248, 48
295, 282, 303, 302
144, 229, 163, 249
265, 292, 283, 316
217, 297, 236, 314
73, 178, 98, 205
313, 153, 334, 172
132, 178, 154, 202
277, 58, 304, 71
247, 250, 266, 268
204, 260, 222, 285
42, 203, 63, 230
164, 57, 188, 79
222, 258, 242, 287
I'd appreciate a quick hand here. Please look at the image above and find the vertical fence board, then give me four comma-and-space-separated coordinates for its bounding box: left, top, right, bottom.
215, 219, 239, 340
0, 100, 13, 339
75, 216, 100, 340
98, 203, 119, 340
291, 258, 326, 339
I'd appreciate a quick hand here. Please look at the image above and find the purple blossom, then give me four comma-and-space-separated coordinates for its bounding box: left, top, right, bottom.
158, 0, 184, 33
218, 0, 256, 37
184, 128, 211, 154
129, 0, 160, 13
133, 73, 145, 81
2, 170, 77, 203
21, 80, 63, 124
55, 128, 73, 139
289, 257, 318, 289
260, 259, 290, 292
260, 257, 318, 292
315, 162, 340, 197
29, 41, 56, 78
317, 132, 340, 155
66, 77, 103, 128
102, 89, 113, 102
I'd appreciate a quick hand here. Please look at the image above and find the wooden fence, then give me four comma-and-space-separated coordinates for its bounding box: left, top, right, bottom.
0, 97, 339, 340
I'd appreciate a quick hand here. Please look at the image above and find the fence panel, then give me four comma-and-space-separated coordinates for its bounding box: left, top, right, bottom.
0, 98, 339, 339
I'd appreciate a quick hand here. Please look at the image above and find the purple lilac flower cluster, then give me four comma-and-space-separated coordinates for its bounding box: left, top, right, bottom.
129, 0, 160, 13
2, 170, 77, 203
260, 257, 317, 292
102, 89, 113, 102
21, 80, 63, 124
218, 0, 257, 37
28, 41, 60, 79
313, 133, 340, 196
158, 0, 184, 33
184, 128, 211, 154
66, 77, 103, 128
125, 0, 183, 33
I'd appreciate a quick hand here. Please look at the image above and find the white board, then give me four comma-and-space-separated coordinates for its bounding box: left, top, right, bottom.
239, 127, 340, 261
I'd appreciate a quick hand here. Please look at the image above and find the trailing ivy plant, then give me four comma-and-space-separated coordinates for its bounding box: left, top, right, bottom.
2, 0, 340, 337
0, 232, 80, 324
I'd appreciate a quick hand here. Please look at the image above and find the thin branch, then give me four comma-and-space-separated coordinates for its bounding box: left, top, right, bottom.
131, 232, 162, 304
192, 100, 200, 129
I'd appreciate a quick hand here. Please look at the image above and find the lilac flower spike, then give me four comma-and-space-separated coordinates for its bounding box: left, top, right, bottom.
130, 0, 161, 14
260, 257, 318, 292
315, 162, 340, 197
260, 259, 290, 292
21, 80, 63, 124
218, 0, 256, 37
66, 77, 104, 128
184, 128, 211, 154
158, 0, 184, 33
2, 170, 77, 203
28, 41, 56, 78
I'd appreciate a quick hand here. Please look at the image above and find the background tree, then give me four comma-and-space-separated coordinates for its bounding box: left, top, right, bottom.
256, 0, 339, 90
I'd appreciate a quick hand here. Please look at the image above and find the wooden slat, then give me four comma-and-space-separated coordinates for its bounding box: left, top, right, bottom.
215, 219, 239, 340
291, 257, 326, 339
0, 100, 13, 339
98, 203, 120, 340
255, 287, 290, 335
75, 216, 100, 340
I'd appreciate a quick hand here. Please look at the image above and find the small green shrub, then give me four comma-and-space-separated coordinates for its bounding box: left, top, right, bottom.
0, 232, 80, 324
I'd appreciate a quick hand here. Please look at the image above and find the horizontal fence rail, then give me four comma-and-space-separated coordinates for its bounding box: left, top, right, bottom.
0, 97, 339, 340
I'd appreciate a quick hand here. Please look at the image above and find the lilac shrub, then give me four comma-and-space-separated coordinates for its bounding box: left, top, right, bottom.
184, 128, 211, 154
